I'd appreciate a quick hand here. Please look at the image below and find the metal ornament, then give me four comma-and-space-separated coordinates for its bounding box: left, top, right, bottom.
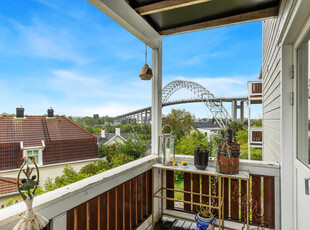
139, 44, 153, 80
13, 157, 49, 230
159, 124, 175, 165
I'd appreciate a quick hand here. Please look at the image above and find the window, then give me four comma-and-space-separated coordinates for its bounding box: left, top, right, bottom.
297, 32, 310, 167
23, 149, 43, 165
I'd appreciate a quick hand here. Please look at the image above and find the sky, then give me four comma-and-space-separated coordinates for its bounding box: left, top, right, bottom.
0, 0, 262, 119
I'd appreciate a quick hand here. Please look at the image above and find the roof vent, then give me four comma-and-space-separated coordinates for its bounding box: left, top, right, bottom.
16, 107, 24, 118
47, 107, 54, 118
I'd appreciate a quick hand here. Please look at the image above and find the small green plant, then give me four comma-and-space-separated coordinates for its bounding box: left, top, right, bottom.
197, 206, 214, 218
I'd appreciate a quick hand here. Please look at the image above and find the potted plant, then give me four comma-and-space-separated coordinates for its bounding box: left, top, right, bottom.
214, 126, 240, 174
195, 206, 216, 230
194, 137, 212, 170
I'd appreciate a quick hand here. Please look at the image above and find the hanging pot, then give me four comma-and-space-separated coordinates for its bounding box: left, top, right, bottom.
139, 64, 153, 80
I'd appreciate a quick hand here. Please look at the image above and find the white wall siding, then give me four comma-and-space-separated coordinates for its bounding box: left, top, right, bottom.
262, 15, 283, 162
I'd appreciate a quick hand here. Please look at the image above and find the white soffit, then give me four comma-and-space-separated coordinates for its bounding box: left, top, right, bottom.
88, 0, 162, 49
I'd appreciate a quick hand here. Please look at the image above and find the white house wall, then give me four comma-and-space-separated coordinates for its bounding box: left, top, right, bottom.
262, 1, 293, 162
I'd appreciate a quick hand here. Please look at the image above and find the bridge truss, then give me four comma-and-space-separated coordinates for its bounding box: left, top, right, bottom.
115, 80, 244, 128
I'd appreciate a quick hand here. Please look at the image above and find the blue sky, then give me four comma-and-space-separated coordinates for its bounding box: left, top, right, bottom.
0, 0, 262, 119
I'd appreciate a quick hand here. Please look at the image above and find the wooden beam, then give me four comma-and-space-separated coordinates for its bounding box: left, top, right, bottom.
88, 0, 161, 49
160, 6, 279, 36
135, 0, 212, 16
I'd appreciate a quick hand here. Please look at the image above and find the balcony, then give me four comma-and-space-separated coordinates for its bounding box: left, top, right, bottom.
249, 127, 263, 147
0, 155, 280, 230
248, 81, 262, 104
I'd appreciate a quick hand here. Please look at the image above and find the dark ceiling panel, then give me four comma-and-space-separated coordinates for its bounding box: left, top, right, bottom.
126, 0, 280, 35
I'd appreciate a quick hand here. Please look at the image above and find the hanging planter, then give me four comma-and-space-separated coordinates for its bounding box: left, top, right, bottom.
139, 44, 153, 80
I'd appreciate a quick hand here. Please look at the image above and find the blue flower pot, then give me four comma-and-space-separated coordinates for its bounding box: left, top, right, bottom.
195, 214, 216, 230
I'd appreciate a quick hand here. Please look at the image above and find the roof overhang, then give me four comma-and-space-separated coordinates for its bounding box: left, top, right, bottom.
88, 0, 280, 45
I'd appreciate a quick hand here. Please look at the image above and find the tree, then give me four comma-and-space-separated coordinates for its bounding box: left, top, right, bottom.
162, 109, 195, 140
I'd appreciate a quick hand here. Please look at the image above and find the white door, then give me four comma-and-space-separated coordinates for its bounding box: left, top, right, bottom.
294, 23, 310, 230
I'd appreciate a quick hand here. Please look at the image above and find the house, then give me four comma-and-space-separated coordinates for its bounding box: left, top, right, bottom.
94, 127, 136, 146
192, 121, 220, 137
0, 108, 99, 190
0, 177, 20, 207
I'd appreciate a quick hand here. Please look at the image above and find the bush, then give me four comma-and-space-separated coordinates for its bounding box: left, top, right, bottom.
79, 160, 110, 176
109, 153, 134, 168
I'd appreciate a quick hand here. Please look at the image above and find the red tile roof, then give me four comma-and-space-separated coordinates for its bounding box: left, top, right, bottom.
0, 116, 96, 148
0, 177, 18, 195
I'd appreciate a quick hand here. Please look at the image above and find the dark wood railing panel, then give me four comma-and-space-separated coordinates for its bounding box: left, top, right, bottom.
252, 131, 263, 142
108, 188, 116, 230
263, 176, 275, 228
99, 192, 108, 230
223, 178, 229, 219
210, 176, 219, 216
240, 180, 247, 221
66, 170, 152, 230
131, 177, 137, 228
89, 197, 99, 230
67, 209, 74, 230
137, 175, 142, 224
192, 174, 200, 213
184, 173, 192, 212
230, 179, 239, 220
201, 175, 210, 206
251, 175, 261, 225
76, 203, 87, 230
147, 170, 152, 215
142, 173, 147, 219
116, 185, 123, 230
166, 170, 175, 209
124, 181, 131, 228
252, 82, 262, 94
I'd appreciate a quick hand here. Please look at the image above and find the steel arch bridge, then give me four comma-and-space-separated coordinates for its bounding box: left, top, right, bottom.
115, 80, 236, 128
162, 80, 231, 127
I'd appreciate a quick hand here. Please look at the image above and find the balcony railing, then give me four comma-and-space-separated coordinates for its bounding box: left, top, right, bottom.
249, 127, 263, 146
0, 155, 158, 230
0, 155, 280, 230
248, 81, 262, 104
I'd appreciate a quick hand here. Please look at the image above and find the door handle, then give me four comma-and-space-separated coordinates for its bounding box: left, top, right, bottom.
306, 177, 310, 195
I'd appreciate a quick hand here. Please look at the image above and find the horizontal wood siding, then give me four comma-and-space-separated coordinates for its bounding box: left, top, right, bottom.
262, 15, 282, 162
66, 170, 152, 230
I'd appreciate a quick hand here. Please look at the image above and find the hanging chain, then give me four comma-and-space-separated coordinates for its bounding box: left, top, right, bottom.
145, 44, 147, 64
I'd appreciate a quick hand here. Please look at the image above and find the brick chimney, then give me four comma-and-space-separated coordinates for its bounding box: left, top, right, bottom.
47, 107, 54, 118
16, 107, 24, 118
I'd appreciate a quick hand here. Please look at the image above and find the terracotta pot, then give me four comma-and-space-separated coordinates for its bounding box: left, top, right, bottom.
218, 142, 240, 174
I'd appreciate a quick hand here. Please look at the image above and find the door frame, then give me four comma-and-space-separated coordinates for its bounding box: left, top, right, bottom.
292, 15, 310, 230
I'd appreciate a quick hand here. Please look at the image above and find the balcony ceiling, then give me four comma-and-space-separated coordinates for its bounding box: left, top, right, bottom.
126, 0, 280, 36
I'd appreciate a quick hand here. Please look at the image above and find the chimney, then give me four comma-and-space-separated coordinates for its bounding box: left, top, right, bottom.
115, 127, 121, 136
47, 107, 54, 118
16, 107, 24, 118
101, 129, 105, 138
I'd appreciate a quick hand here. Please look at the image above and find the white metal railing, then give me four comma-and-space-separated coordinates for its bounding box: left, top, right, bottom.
0, 155, 159, 230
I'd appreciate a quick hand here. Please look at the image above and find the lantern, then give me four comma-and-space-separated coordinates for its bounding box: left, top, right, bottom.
159, 125, 175, 165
